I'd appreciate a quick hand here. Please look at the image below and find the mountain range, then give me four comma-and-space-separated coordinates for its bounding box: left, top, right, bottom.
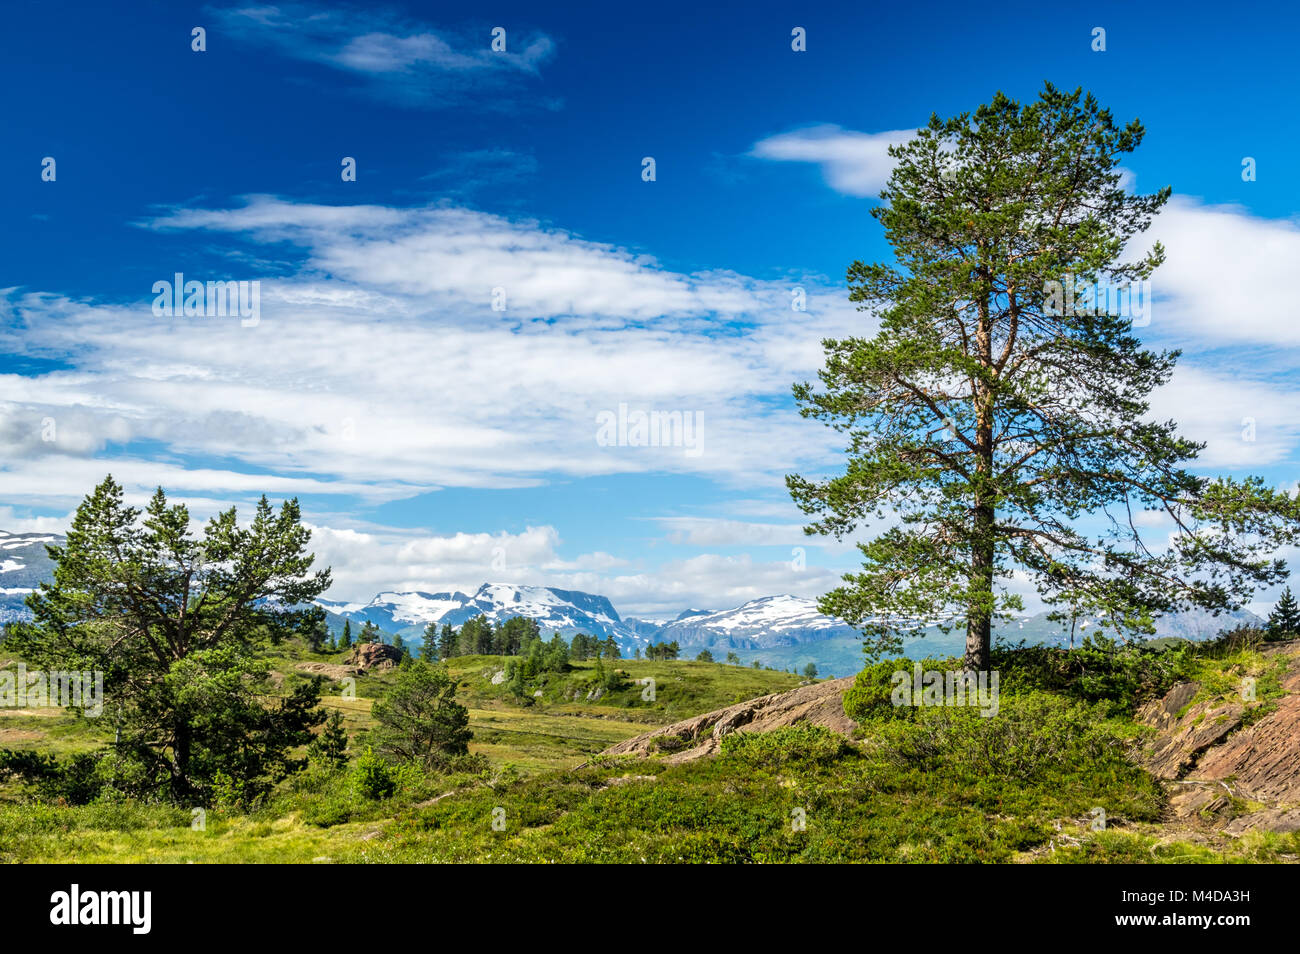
0, 530, 1268, 673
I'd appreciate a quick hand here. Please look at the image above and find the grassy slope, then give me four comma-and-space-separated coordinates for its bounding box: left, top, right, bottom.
3, 641, 1298, 863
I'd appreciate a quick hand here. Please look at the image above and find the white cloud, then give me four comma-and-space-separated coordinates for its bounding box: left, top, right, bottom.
750, 125, 915, 197
1142, 196, 1300, 348
210, 4, 556, 108
1148, 364, 1300, 469
0, 198, 861, 515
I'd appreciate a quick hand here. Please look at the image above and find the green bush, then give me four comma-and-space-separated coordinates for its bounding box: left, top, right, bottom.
0, 748, 110, 805
842, 656, 959, 722
868, 691, 1125, 780
719, 724, 852, 767
990, 635, 1196, 713
352, 747, 397, 800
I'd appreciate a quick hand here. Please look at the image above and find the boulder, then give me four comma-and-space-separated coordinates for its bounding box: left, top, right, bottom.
347, 641, 403, 671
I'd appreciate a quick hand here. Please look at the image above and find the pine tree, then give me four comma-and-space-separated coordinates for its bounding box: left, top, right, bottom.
371, 661, 472, 770
789, 85, 1300, 669
421, 621, 439, 662
15, 476, 331, 801
310, 709, 349, 768
1267, 587, 1300, 640
437, 622, 456, 660
340, 619, 353, 650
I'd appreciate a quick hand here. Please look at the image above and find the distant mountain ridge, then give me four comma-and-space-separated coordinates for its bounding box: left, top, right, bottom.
0, 530, 60, 623
0, 530, 1272, 667
317, 583, 639, 645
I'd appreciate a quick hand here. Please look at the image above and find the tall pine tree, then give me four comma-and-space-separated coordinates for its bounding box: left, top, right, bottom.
789, 85, 1300, 669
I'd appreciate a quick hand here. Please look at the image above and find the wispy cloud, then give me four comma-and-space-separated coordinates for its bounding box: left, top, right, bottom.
210, 3, 556, 108
0, 197, 858, 516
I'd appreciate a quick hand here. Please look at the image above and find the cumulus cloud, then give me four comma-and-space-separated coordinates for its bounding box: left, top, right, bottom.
1141, 196, 1300, 348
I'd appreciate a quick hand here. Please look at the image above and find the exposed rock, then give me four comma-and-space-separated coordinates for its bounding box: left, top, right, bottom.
1135, 681, 1199, 733
593, 676, 857, 765
1223, 808, 1300, 837
1190, 669, 1300, 803
490, 669, 507, 685
347, 642, 403, 671
1136, 683, 1242, 779
1167, 783, 1234, 820
295, 661, 361, 680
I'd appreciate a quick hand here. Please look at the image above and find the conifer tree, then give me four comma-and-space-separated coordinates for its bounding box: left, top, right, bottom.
790, 85, 1300, 669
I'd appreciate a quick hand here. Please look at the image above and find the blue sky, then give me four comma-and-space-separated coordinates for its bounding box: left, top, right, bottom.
3, 0, 1300, 616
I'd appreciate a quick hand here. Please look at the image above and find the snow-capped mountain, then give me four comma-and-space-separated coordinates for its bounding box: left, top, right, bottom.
653, 595, 857, 650
0, 526, 1275, 664
317, 582, 644, 645
0, 530, 61, 623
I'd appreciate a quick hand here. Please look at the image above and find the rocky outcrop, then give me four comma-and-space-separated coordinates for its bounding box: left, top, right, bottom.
1189, 669, 1300, 804
347, 642, 403, 671
1223, 808, 1300, 836
1140, 639, 1300, 836
1136, 683, 1243, 779
593, 676, 857, 765
295, 661, 362, 680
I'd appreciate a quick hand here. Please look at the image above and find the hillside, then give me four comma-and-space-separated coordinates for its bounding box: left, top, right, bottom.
5, 628, 1300, 863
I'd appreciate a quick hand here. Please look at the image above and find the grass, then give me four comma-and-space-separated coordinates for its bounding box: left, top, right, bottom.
3, 638, 1298, 864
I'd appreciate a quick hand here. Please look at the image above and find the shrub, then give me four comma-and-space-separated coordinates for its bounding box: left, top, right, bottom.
989, 635, 1196, 713
352, 747, 397, 800
868, 691, 1123, 780
719, 724, 852, 767
0, 749, 109, 805
842, 656, 958, 722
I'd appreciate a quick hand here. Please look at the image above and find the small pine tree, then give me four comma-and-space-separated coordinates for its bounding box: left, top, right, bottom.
310, 710, 349, 768
802, 662, 818, 679
695, 649, 714, 663
420, 621, 439, 662
340, 619, 353, 649
725, 651, 740, 665
1267, 587, 1300, 640
438, 623, 456, 660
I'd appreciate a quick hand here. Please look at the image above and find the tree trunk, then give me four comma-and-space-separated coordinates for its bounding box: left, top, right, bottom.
965, 500, 995, 671
172, 720, 191, 801
966, 278, 996, 672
